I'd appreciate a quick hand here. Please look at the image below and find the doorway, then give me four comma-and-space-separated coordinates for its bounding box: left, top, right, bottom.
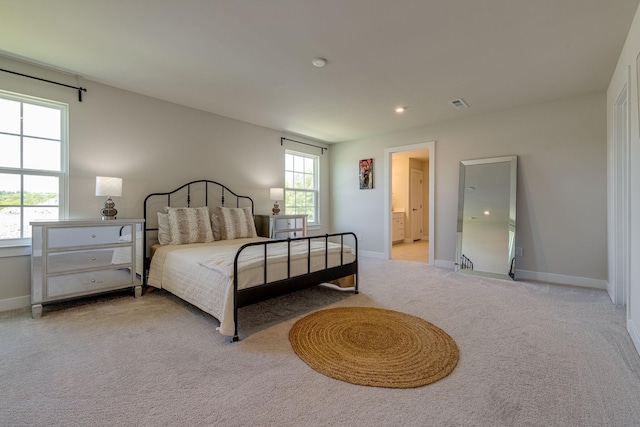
384, 142, 435, 264
608, 73, 630, 308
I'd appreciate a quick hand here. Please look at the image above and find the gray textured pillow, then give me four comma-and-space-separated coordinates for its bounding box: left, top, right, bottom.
215, 206, 257, 240
167, 207, 214, 244
210, 213, 221, 241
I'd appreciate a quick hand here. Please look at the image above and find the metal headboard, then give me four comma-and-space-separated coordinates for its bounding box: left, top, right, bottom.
142, 179, 255, 283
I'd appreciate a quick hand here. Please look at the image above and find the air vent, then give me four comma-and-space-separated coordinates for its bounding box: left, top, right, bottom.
449, 98, 469, 109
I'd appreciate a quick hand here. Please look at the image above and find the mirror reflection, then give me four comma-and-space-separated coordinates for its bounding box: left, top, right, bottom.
456, 156, 517, 280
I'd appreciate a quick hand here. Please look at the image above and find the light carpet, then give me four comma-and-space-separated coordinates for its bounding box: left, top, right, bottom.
1, 257, 640, 426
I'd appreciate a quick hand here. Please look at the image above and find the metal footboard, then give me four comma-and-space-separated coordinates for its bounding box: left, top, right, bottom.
231, 232, 359, 341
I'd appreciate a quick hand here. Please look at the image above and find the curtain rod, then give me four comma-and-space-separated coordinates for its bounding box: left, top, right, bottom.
280, 137, 327, 154
0, 68, 87, 102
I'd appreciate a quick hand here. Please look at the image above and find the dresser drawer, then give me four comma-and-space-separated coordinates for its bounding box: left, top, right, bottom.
273, 230, 304, 239
273, 217, 305, 230
46, 268, 134, 300
46, 248, 131, 274
47, 225, 132, 249
392, 212, 405, 242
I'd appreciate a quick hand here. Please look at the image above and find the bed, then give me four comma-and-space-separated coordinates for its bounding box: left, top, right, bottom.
142, 180, 358, 341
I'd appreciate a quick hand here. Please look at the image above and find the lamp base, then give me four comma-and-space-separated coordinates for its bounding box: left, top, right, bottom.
100, 197, 118, 220
272, 201, 280, 215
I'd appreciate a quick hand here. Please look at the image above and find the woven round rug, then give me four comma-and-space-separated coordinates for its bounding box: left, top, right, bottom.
289, 307, 459, 388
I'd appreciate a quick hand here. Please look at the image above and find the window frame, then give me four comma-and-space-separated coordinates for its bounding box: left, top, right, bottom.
284, 149, 320, 226
0, 89, 69, 251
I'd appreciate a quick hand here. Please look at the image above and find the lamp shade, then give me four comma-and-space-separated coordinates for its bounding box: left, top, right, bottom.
270, 187, 284, 201
95, 176, 123, 197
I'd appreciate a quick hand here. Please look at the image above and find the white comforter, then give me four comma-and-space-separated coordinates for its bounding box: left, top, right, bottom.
147, 237, 354, 336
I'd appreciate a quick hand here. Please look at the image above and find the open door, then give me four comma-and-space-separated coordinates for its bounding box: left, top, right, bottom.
410, 168, 423, 241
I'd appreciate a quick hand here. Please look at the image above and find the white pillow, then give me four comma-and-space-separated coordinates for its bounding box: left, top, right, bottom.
215, 206, 257, 240
157, 212, 171, 245
167, 207, 214, 244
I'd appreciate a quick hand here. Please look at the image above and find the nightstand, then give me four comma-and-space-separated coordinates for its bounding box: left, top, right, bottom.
254, 214, 308, 239
30, 219, 144, 318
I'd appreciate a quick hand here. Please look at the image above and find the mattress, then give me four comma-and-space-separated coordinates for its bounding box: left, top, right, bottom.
147, 237, 355, 336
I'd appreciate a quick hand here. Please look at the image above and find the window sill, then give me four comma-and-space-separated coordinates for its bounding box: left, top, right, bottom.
0, 245, 31, 258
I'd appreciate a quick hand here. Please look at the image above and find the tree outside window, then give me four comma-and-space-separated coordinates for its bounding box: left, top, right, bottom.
0, 92, 68, 245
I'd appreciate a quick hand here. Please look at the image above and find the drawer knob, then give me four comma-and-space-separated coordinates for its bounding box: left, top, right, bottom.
91, 234, 96, 238
91, 279, 96, 283
91, 257, 96, 261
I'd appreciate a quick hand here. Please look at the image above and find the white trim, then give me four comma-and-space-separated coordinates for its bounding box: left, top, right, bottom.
358, 250, 385, 259
434, 260, 607, 289
435, 259, 455, 270
0, 90, 70, 247
0, 295, 30, 312
516, 269, 607, 289
0, 245, 31, 258
284, 149, 320, 226
607, 65, 631, 307
629, 318, 640, 356
384, 141, 435, 265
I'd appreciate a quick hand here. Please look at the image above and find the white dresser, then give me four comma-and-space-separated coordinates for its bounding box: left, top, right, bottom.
30, 219, 144, 318
392, 211, 405, 243
255, 214, 308, 239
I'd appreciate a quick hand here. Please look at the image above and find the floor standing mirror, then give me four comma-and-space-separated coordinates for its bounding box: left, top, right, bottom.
456, 155, 517, 280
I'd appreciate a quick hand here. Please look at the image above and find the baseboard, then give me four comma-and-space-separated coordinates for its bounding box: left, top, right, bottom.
515, 269, 607, 289
607, 282, 615, 304
628, 318, 640, 357
434, 259, 455, 269
431, 261, 607, 289
358, 250, 385, 259
0, 295, 30, 313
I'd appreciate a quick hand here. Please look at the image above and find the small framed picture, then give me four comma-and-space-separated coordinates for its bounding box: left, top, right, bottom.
359, 158, 373, 189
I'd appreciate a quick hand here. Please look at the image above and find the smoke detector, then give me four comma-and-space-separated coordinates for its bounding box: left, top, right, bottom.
449, 98, 469, 109
312, 57, 327, 67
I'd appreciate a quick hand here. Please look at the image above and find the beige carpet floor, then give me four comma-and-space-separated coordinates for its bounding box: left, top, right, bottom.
1, 257, 640, 426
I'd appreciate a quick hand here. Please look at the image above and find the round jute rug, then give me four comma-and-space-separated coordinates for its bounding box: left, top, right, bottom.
289, 307, 459, 388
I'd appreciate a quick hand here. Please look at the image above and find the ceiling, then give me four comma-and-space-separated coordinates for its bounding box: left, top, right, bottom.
1, 0, 638, 143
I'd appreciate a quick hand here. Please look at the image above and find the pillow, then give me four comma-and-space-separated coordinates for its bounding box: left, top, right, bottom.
157, 212, 172, 245
167, 207, 214, 245
210, 213, 221, 241
215, 206, 258, 240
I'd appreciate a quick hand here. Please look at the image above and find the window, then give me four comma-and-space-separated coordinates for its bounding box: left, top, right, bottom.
284, 150, 318, 224
0, 91, 68, 247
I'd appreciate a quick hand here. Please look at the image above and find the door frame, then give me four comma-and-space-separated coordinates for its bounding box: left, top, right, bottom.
384, 141, 435, 263
608, 66, 631, 308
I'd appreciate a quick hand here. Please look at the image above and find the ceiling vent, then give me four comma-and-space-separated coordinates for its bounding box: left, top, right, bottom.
449, 98, 469, 109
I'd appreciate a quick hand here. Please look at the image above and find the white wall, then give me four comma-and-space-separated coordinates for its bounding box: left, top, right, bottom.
607, 3, 640, 355
331, 92, 608, 286
0, 56, 330, 309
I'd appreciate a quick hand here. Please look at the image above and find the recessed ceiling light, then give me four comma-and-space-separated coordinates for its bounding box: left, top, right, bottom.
312, 57, 327, 67
484, 210, 491, 215
395, 106, 407, 113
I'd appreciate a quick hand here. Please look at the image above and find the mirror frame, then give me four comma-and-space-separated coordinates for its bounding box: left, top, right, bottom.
455, 155, 517, 280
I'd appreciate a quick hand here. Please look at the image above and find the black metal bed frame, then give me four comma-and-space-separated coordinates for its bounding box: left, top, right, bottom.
142, 179, 359, 341
232, 233, 358, 341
